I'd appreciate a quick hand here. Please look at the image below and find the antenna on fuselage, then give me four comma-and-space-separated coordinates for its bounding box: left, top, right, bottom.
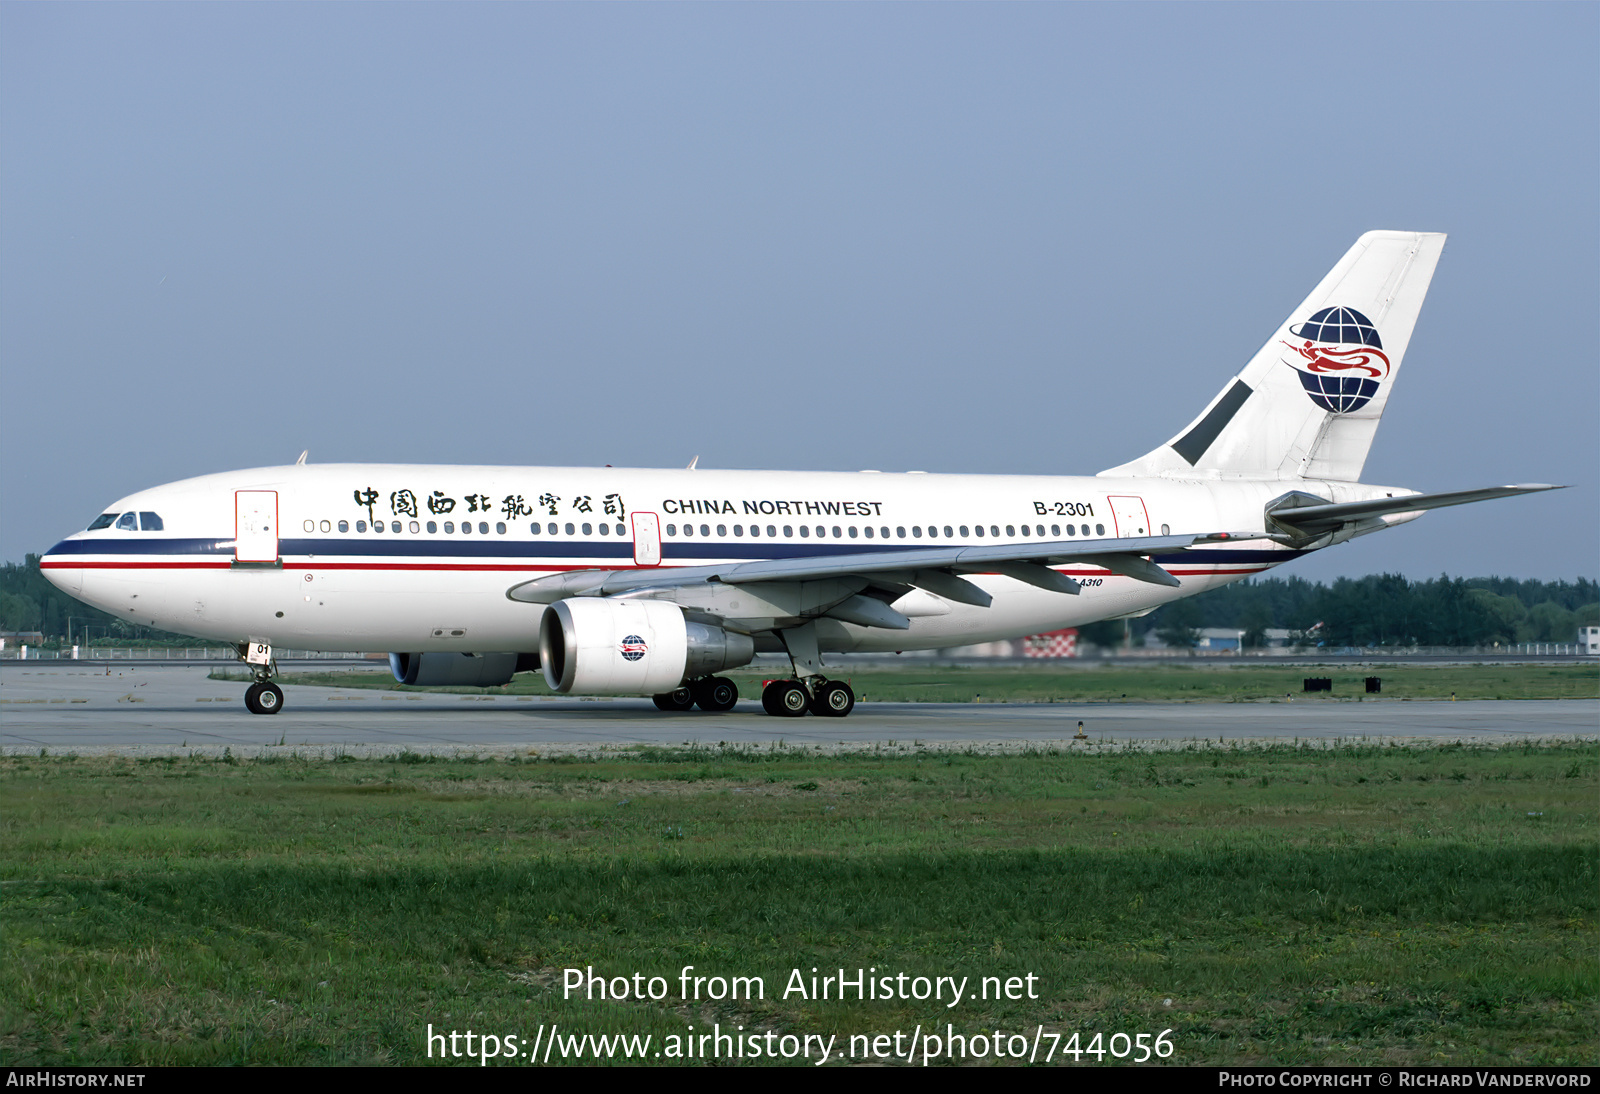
295, 451, 308, 465
686, 455, 699, 470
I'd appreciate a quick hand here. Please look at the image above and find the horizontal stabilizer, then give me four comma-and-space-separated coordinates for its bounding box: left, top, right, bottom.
1268, 484, 1564, 534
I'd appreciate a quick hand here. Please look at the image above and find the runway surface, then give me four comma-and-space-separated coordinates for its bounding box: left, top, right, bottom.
3, 663, 1595, 756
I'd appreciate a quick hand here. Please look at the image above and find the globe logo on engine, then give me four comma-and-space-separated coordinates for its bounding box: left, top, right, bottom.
620, 635, 647, 662
1281, 306, 1391, 414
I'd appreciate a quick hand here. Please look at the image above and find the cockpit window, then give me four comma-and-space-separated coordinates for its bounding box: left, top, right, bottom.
88, 513, 119, 531
138, 512, 164, 531
115, 512, 139, 531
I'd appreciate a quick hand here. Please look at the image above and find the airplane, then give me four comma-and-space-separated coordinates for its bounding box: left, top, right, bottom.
39, 230, 1560, 717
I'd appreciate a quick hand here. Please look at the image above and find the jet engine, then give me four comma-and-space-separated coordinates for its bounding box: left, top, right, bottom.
539, 598, 755, 695
388, 651, 538, 688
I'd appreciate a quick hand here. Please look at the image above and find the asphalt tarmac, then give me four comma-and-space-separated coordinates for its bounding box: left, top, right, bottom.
3, 663, 1594, 757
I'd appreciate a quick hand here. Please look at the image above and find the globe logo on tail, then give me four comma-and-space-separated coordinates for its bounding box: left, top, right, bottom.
1281, 306, 1391, 413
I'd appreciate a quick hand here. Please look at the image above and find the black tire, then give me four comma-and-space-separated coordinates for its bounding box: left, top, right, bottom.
652, 687, 695, 712
693, 676, 738, 713
814, 680, 855, 718
244, 682, 263, 714
762, 680, 810, 718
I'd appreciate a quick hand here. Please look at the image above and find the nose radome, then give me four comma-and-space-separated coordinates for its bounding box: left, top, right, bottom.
41, 542, 82, 595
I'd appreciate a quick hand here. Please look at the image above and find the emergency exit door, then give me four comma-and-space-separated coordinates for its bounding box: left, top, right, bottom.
1107, 495, 1152, 538
235, 491, 279, 563
631, 512, 661, 567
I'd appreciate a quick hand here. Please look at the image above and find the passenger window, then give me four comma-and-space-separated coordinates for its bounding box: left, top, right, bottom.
392, 521, 402, 533
960, 525, 969, 537
848, 526, 858, 538
925, 526, 935, 539
1051, 524, 1060, 537
1037, 525, 1045, 536
321, 520, 331, 533
116, 512, 138, 531
598, 523, 609, 536
748, 525, 758, 538
666, 524, 677, 536
1081, 524, 1090, 536
865, 526, 874, 538
700, 524, 710, 537
615, 524, 625, 535
498, 522, 508, 535
338, 520, 349, 533
1161, 524, 1170, 535
734, 525, 744, 537
974, 525, 984, 537
832, 526, 841, 538
529, 522, 539, 535
460, 522, 470, 534
547, 523, 557, 535
357, 521, 367, 533
1020, 525, 1029, 536
425, 521, 436, 534
990, 526, 1000, 537
1095, 523, 1105, 536
783, 525, 793, 537
897, 527, 907, 539
303, 520, 314, 533
410, 521, 421, 534
1006, 525, 1015, 537
1065, 524, 1075, 536
944, 526, 953, 538
815, 526, 825, 538
800, 526, 810, 538
445, 522, 454, 534
88, 513, 119, 531
581, 523, 592, 536
912, 526, 922, 538
564, 523, 575, 536
717, 524, 727, 537
767, 525, 777, 538
683, 524, 693, 536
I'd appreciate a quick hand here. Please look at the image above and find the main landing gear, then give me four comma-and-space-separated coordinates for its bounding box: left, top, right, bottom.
761, 677, 854, 718
651, 676, 739, 713
758, 621, 856, 718
238, 641, 284, 715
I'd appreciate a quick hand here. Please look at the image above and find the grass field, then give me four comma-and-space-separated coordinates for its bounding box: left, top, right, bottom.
237, 661, 1600, 703
3, 741, 1595, 1066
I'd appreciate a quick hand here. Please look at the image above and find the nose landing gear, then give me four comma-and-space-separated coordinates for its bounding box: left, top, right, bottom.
237, 641, 284, 715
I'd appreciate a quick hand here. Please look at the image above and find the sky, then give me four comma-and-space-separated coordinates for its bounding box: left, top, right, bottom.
3, 3, 1595, 584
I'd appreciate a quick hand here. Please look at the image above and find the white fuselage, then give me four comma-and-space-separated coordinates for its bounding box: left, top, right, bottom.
41, 463, 1405, 655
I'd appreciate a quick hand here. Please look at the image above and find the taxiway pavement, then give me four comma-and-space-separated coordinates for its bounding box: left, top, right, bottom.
2, 663, 1594, 756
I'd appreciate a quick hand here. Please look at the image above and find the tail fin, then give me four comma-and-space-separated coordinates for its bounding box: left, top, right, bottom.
1100, 230, 1447, 482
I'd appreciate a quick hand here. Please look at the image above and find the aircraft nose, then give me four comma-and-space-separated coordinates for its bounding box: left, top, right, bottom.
40, 540, 82, 595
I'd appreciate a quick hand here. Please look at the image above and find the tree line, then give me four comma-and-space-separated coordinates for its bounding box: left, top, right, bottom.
2, 553, 1595, 650
1111, 573, 1599, 649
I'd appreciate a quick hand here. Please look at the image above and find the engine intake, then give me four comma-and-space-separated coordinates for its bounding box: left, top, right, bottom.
540, 598, 754, 695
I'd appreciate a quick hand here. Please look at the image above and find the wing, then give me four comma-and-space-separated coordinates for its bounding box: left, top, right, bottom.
506, 530, 1259, 630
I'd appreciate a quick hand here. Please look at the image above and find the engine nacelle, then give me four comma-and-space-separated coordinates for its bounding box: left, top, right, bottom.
540, 598, 755, 695
388, 651, 538, 687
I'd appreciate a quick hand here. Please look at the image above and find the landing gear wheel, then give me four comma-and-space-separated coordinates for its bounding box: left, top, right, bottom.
652, 687, 695, 712
814, 680, 855, 718
245, 681, 284, 715
692, 676, 739, 712
762, 680, 810, 718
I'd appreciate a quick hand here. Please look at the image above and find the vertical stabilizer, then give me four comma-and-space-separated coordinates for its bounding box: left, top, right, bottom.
1100, 231, 1446, 482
